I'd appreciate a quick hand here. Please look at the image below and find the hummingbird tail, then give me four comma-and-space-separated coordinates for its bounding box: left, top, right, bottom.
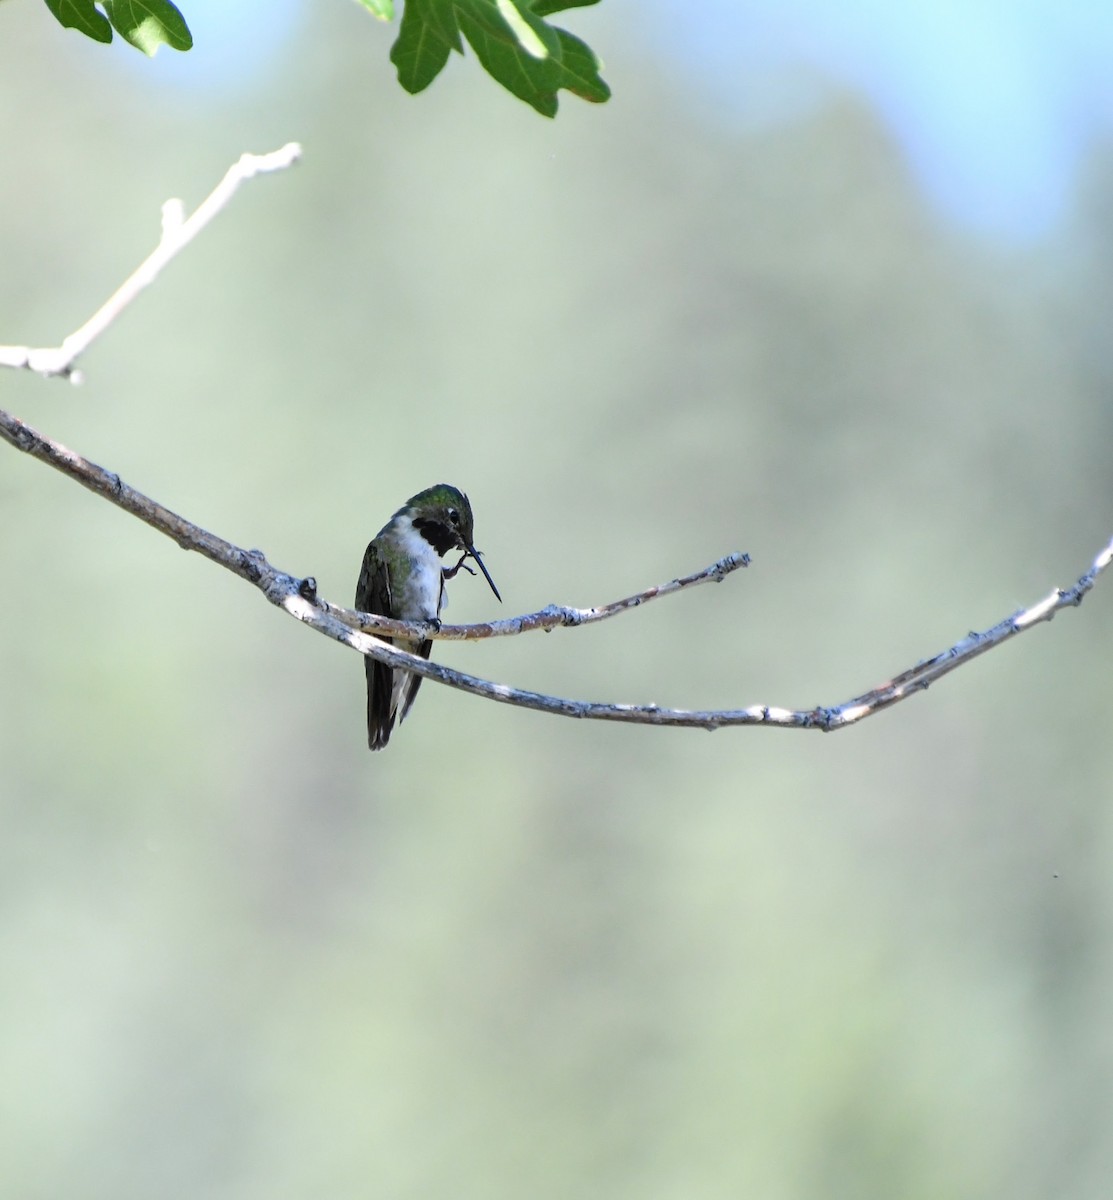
366, 655, 393, 751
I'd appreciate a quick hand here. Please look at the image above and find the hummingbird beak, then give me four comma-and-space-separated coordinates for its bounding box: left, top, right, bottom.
467, 543, 502, 603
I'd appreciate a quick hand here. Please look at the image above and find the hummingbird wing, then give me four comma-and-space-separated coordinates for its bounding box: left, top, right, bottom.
355, 539, 433, 750
356, 540, 398, 751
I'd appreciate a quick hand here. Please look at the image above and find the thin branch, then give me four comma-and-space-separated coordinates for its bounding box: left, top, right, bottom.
0, 402, 745, 644
0, 143, 302, 381
321, 551, 751, 641
2, 406, 1108, 733
813, 536, 1113, 728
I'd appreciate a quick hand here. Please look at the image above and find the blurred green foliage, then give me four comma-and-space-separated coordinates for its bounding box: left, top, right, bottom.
2, 4, 1113, 1199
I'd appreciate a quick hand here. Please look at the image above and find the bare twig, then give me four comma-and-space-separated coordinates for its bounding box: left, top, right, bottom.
0, 143, 302, 381
808, 535, 1113, 729
2, 406, 1108, 733
0, 405, 745, 644
321, 552, 751, 641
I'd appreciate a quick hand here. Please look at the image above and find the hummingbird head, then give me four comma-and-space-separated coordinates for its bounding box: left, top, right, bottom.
405, 484, 501, 602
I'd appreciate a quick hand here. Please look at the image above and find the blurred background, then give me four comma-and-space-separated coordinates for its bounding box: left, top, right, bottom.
2, 1, 1112, 1196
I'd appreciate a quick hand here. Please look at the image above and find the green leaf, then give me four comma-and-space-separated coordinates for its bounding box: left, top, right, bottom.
455, 0, 557, 57
391, 0, 608, 116
353, 0, 394, 18
416, 0, 464, 50
552, 26, 609, 104
390, 0, 460, 94
492, 0, 550, 58
456, 2, 558, 116
529, 0, 601, 16
42, 0, 113, 44
102, 0, 192, 54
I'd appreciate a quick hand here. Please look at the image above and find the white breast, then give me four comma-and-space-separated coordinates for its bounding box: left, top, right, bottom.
393, 514, 448, 622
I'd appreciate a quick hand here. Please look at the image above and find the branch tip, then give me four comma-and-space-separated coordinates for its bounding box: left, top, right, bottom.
0, 143, 301, 382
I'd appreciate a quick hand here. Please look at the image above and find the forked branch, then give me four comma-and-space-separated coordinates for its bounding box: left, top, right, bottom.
0, 142, 302, 381
1, 406, 1109, 732
2, 144, 1109, 735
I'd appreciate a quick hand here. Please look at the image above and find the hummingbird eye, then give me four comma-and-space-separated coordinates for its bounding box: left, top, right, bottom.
447, 508, 459, 525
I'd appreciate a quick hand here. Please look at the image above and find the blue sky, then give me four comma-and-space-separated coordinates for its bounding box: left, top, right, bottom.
646, 0, 1113, 240
110, 0, 1113, 243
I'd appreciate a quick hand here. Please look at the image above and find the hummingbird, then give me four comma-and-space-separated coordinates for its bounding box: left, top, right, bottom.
355, 484, 501, 750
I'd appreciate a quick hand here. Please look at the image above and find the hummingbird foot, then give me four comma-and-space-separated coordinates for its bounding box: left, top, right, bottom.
443, 553, 477, 581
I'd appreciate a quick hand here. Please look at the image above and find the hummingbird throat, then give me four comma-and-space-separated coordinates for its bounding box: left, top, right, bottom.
412, 516, 461, 557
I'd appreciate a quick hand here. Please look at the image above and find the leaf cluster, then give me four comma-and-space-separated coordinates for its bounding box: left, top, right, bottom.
37, 0, 609, 116
43, 0, 191, 55
381, 0, 609, 117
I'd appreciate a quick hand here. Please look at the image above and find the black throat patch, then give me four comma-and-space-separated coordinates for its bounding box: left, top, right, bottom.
412, 517, 458, 557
